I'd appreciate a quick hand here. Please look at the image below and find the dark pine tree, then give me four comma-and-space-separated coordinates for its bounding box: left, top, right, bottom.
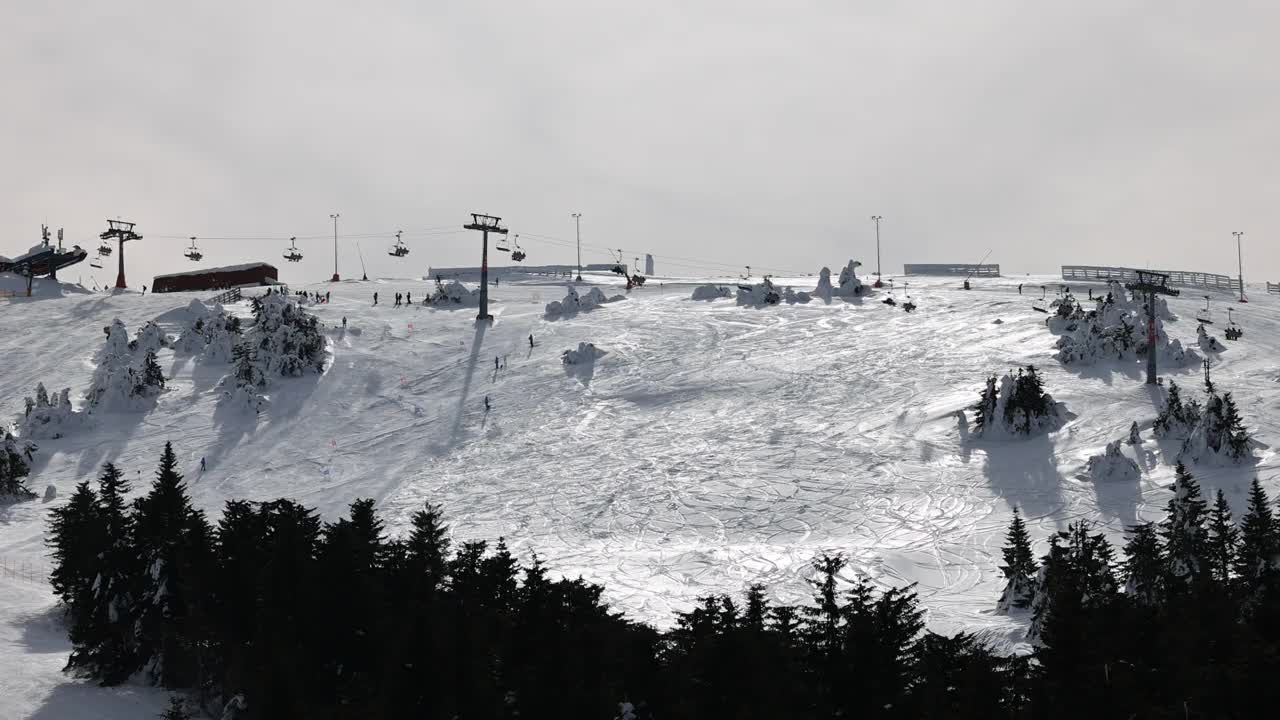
141, 350, 166, 390
1206, 489, 1239, 585
1122, 522, 1165, 606
66, 462, 140, 684
997, 507, 1038, 612
159, 695, 190, 720
1160, 463, 1209, 589
971, 376, 998, 433
1220, 392, 1251, 460
47, 481, 104, 640
1234, 478, 1278, 587
132, 442, 205, 688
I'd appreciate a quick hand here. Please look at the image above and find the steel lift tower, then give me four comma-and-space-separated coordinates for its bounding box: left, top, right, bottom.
1126, 270, 1179, 385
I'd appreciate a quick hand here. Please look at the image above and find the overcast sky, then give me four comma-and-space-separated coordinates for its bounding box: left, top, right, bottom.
4, 1, 1278, 287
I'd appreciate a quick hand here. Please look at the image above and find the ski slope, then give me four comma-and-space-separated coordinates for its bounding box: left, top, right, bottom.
3, 272, 1279, 716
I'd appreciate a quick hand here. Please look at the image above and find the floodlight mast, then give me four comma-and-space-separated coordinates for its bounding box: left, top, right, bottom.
870, 215, 883, 288
464, 213, 508, 322
1126, 270, 1179, 385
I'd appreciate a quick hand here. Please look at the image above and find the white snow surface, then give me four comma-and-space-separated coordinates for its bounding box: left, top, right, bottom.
2, 273, 1280, 717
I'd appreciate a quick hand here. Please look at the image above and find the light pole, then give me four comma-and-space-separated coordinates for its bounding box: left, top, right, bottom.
329, 213, 340, 282
572, 212, 582, 281
870, 215, 883, 288
1233, 231, 1247, 303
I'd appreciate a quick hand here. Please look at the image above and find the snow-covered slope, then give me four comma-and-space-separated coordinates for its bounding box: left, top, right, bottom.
2, 273, 1279, 716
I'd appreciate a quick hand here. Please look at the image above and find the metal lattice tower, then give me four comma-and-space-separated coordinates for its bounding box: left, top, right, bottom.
463, 213, 508, 321
99, 219, 142, 289
1125, 270, 1179, 385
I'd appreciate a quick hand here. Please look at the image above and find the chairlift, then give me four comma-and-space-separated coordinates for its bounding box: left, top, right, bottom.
89, 256, 103, 269
902, 282, 916, 312
510, 234, 526, 262
1031, 285, 1048, 313
743, 265, 752, 280
184, 237, 203, 262
1225, 307, 1243, 340
495, 233, 510, 252
610, 249, 626, 275
283, 237, 304, 262
389, 230, 409, 258
1195, 295, 1213, 324
98, 241, 112, 256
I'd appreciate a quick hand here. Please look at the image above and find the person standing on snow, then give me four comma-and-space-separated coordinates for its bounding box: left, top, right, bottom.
374, 292, 379, 305
342, 316, 347, 328
407, 291, 411, 305
528, 334, 534, 348
484, 395, 491, 411
200, 457, 206, 472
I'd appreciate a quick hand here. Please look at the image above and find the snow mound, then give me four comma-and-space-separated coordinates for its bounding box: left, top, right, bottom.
781, 286, 812, 304
690, 284, 732, 301
562, 342, 607, 365
1085, 440, 1140, 482
545, 286, 624, 317
16, 383, 82, 440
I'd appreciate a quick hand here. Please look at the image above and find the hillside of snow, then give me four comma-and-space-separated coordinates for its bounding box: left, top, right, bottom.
3, 273, 1279, 716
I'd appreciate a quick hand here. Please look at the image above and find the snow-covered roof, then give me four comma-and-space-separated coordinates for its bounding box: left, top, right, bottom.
153, 262, 277, 280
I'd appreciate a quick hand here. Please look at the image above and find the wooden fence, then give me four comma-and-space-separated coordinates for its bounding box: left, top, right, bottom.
1268, 282, 1279, 295
1062, 265, 1242, 293
207, 287, 242, 304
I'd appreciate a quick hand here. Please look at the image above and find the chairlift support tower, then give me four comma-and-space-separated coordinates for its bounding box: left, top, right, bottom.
464, 213, 508, 322
1126, 270, 1179, 385
99, 219, 142, 289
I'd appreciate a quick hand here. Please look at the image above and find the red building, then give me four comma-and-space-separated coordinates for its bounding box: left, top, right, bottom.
152, 263, 279, 293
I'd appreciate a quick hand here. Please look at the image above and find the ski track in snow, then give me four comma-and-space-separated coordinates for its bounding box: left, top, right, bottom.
3, 273, 1280, 714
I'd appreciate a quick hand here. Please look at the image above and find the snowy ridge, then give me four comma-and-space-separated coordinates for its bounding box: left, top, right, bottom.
2, 272, 1279, 717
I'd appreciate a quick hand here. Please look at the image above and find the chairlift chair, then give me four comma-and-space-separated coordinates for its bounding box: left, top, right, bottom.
495, 234, 510, 252
610, 249, 626, 275
510, 234, 526, 262
1031, 285, 1048, 313
882, 279, 896, 306
389, 231, 409, 258
89, 256, 103, 269
1195, 295, 1213, 324
184, 237, 203, 262
98, 241, 113, 256
902, 282, 916, 312
283, 237, 304, 262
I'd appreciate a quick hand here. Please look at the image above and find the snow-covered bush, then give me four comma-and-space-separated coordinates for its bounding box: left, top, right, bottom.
217, 342, 266, 413
1052, 283, 1197, 368
736, 277, 782, 306
544, 286, 623, 317
17, 383, 82, 440
1153, 381, 1253, 465
562, 342, 606, 365
781, 286, 812, 304
0, 429, 37, 503
428, 279, 482, 307
1196, 324, 1225, 353
833, 260, 864, 298
690, 284, 731, 301
970, 365, 1068, 438
129, 321, 169, 355
1085, 440, 1140, 482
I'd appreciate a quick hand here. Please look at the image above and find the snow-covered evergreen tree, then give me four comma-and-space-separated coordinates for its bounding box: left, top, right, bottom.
996, 507, 1038, 613
17, 382, 81, 439
545, 285, 623, 316
813, 267, 834, 302
969, 366, 1066, 438
1085, 440, 1140, 483
1196, 323, 1225, 353
735, 277, 782, 306
833, 260, 864, 297
0, 428, 37, 502
1161, 382, 1254, 465
690, 284, 731, 301
1053, 283, 1196, 368
1234, 478, 1278, 585
1127, 421, 1141, 446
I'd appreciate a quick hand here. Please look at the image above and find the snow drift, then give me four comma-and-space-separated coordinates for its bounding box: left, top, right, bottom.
545, 286, 624, 317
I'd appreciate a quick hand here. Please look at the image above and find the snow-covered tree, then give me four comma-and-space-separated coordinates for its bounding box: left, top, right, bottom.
813, 267, 834, 302
1053, 283, 1196, 368
1085, 440, 1140, 483
17, 382, 81, 439
0, 429, 37, 502
690, 284, 731, 301
1127, 421, 1141, 446
969, 366, 1066, 438
1196, 323, 1225, 353
1234, 478, 1278, 585
735, 277, 782, 306
833, 260, 864, 297
545, 286, 623, 316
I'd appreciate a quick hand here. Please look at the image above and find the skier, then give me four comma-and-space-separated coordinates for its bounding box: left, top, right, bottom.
407, 291, 412, 305
374, 292, 379, 305
1018, 283, 1023, 295
342, 316, 347, 328
325, 291, 330, 303
142, 284, 147, 294
1088, 288, 1093, 300
484, 395, 491, 411
495, 356, 500, 371
200, 457, 206, 472
529, 334, 534, 348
